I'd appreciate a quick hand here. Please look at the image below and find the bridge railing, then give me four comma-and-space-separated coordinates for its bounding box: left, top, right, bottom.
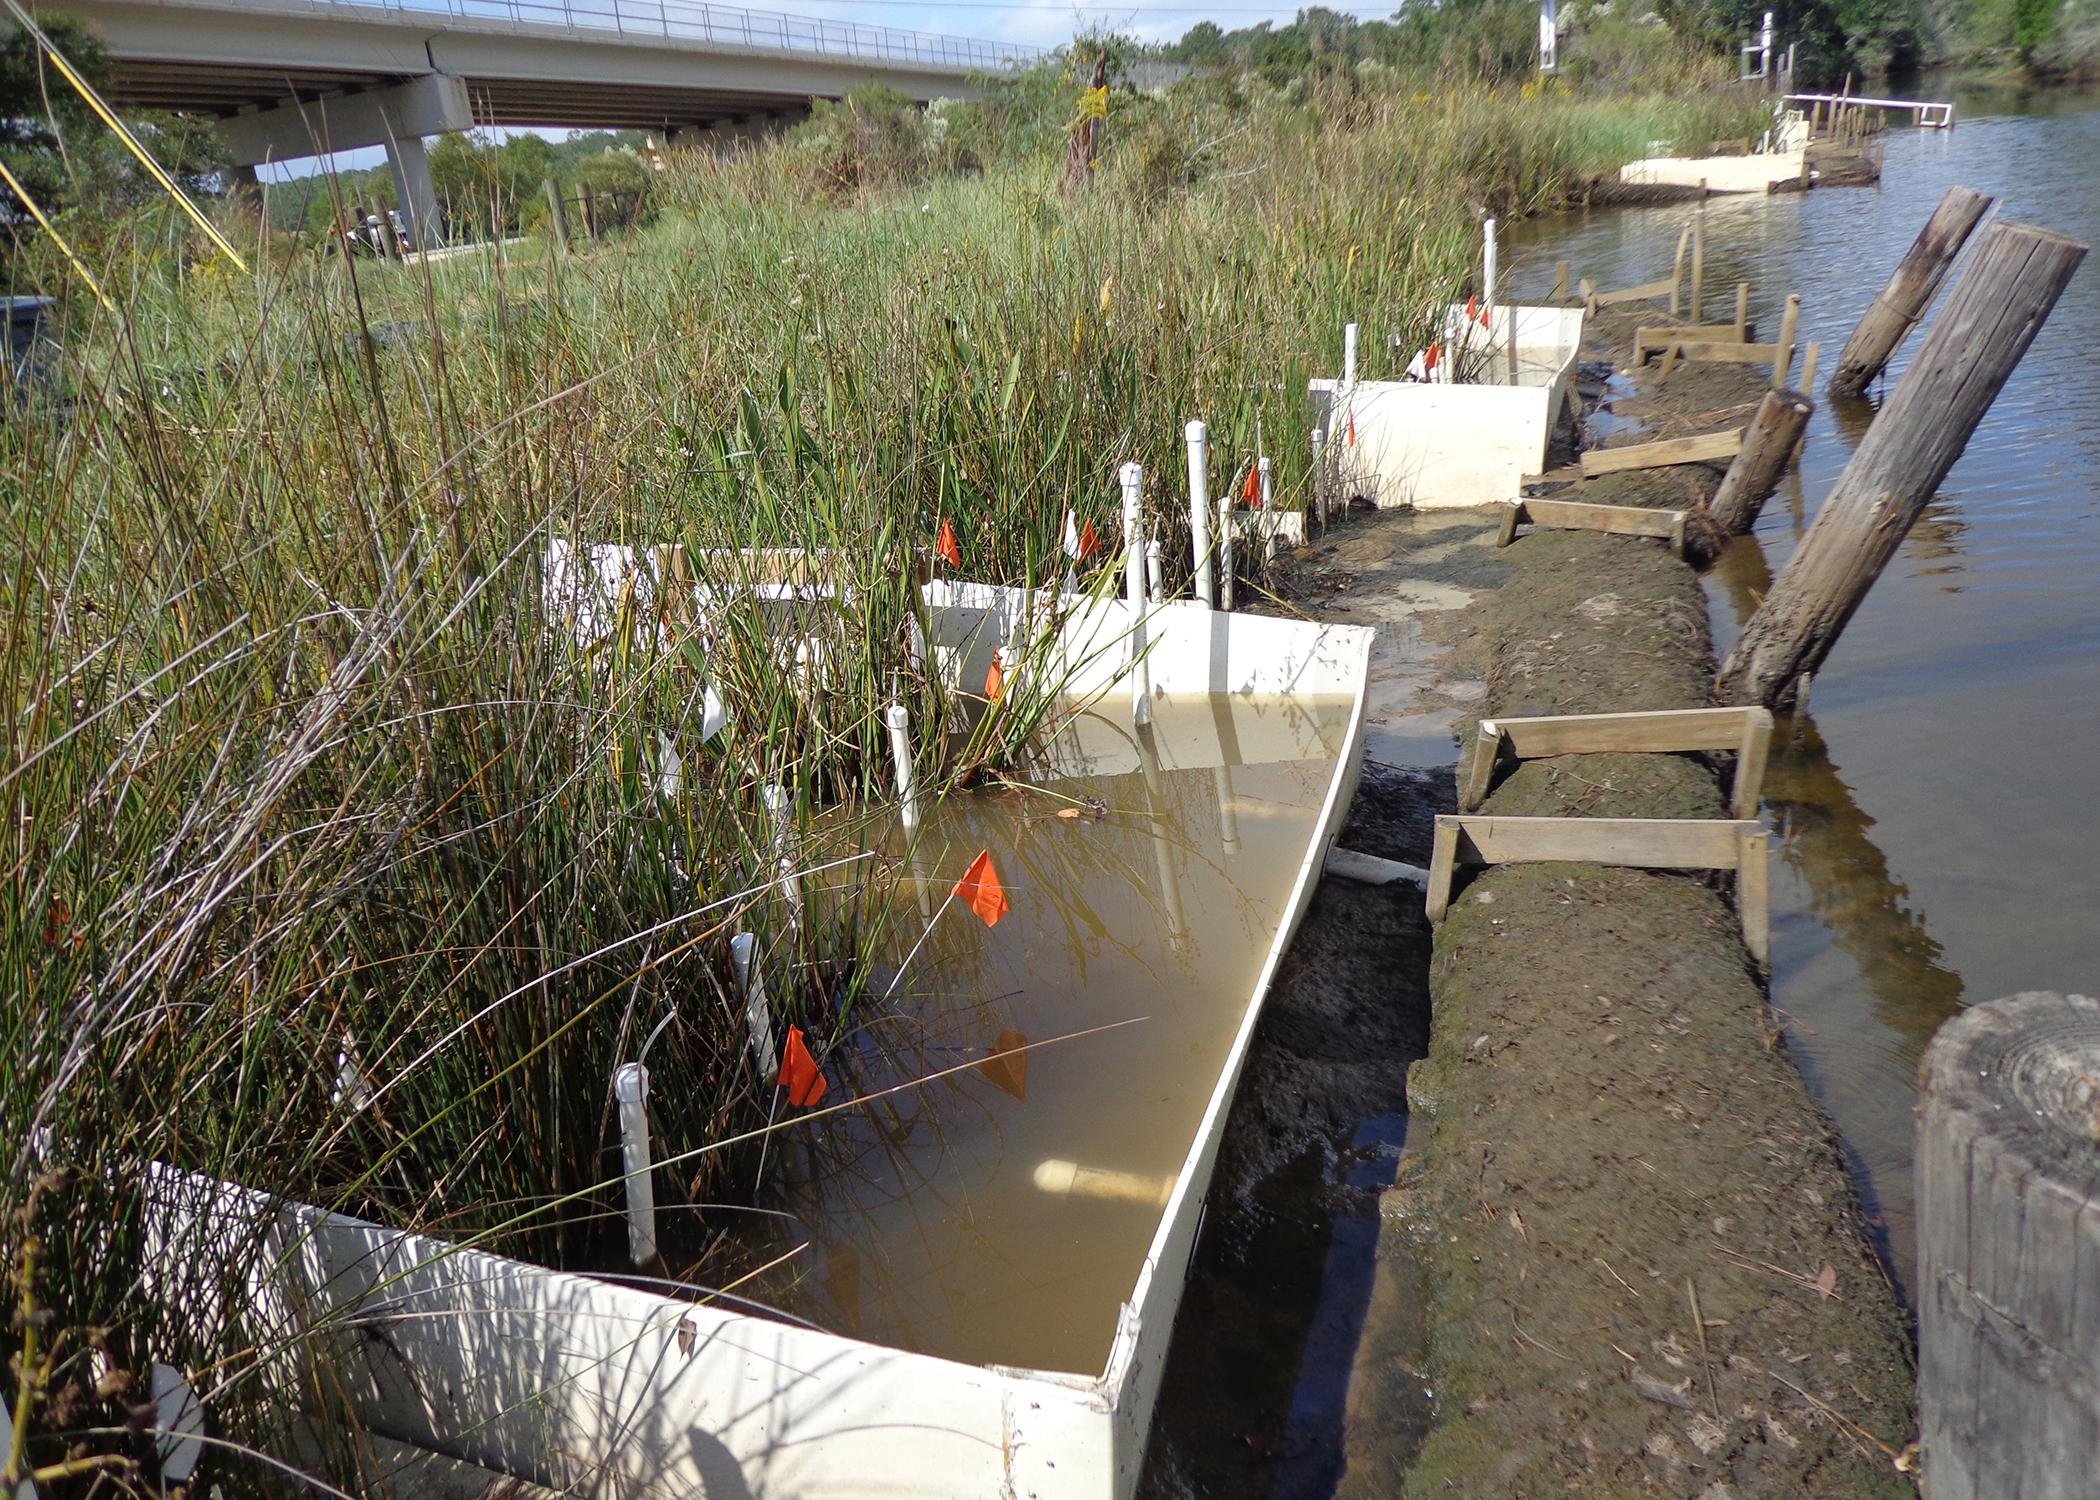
284, 0, 1047, 70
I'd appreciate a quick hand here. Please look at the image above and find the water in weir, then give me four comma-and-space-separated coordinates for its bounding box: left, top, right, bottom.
721, 691, 1357, 1374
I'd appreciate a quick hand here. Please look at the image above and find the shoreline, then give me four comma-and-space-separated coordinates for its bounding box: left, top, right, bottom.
1229, 299, 1919, 1495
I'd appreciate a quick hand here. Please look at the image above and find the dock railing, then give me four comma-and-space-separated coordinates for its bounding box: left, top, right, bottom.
1785, 91, 1955, 129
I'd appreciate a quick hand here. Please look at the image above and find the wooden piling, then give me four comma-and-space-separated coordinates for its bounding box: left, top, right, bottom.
543, 177, 569, 254
1667, 225, 1691, 317
1707, 388, 1812, 533
1733, 281, 1750, 336
1918, 990, 2100, 1499
1829, 186, 1994, 397
1552, 259, 1570, 301
1689, 202, 1706, 324
1717, 221, 2085, 706
1772, 292, 1800, 388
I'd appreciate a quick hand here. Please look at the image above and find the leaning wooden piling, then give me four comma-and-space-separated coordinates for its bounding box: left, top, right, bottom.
1717, 221, 2086, 706
1829, 186, 1994, 397
543, 177, 570, 253
1771, 292, 1801, 388
1918, 990, 2100, 1499
1707, 388, 1813, 533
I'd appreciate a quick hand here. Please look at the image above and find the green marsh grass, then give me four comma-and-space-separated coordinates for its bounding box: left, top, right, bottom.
0, 69, 1763, 1489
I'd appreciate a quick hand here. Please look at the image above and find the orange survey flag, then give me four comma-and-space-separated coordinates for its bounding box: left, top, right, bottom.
979, 1027, 1029, 1101
953, 849, 1011, 927
1426, 340, 1440, 371
1078, 517, 1100, 559
1465, 295, 1478, 322
1241, 463, 1261, 507
984, 653, 1006, 702
936, 518, 961, 568
1346, 407, 1357, 446
779, 1025, 827, 1108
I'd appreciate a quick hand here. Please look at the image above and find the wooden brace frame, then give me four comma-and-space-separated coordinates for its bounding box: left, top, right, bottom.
1424, 813, 1771, 967
1459, 705, 1774, 819
1496, 498, 1688, 557
1579, 428, 1744, 477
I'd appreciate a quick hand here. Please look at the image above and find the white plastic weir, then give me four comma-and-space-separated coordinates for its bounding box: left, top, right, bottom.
147, 574, 1376, 1500
1312, 303, 1585, 509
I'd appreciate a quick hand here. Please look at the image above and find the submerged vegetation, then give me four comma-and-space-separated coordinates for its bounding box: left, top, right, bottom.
2, 20, 1768, 1490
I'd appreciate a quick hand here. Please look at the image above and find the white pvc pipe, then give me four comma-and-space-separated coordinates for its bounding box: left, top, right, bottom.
1257, 453, 1272, 512
1119, 462, 1151, 727
1146, 536, 1163, 605
1342, 322, 1359, 387
1214, 765, 1240, 854
1135, 719, 1186, 949
1310, 425, 1327, 523
1323, 846, 1430, 887
1216, 492, 1235, 611
729, 932, 774, 1069
1033, 1158, 1174, 1207
613, 1062, 658, 1267
1184, 419, 1215, 606
884, 702, 920, 830
1483, 216, 1498, 312
762, 783, 802, 912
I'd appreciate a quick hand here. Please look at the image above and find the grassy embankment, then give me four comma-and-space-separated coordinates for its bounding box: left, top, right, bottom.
1, 66, 1762, 1486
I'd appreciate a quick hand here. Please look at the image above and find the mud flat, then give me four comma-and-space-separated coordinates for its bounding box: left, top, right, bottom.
1245, 301, 1919, 1495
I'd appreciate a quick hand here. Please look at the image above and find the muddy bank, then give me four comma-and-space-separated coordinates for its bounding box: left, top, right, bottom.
1139, 763, 1441, 1498
1226, 299, 1916, 1495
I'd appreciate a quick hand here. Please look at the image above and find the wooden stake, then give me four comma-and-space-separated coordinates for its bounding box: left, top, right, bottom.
1707, 388, 1813, 534
1552, 259, 1570, 300
1690, 197, 1707, 324
1668, 224, 1692, 317
1718, 221, 2086, 706
1734, 281, 1750, 336
1829, 186, 1994, 397
1772, 292, 1801, 388
1800, 339, 1822, 393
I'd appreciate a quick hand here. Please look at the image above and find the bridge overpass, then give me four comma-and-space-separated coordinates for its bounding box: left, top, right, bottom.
49, 0, 1043, 240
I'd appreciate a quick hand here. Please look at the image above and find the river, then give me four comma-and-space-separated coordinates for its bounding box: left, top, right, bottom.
1506, 79, 2100, 1294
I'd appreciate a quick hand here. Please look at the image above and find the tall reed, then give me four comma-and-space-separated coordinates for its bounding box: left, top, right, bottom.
0, 66, 1762, 1489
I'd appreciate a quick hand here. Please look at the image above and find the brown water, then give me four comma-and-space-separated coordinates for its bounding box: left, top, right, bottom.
1507, 80, 2100, 1293
738, 691, 1356, 1374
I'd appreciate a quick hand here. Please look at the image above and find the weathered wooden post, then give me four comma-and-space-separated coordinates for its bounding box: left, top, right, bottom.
1707, 388, 1813, 533
1770, 292, 1801, 388
543, 177, 570, 254
1717, 221, 2084, 706
1689, 203, 1707, 323
1829, 186, 1994, 397
1919, 991, 2100, 1499
579, 182, 599, 238
1552, 259, 1569, 301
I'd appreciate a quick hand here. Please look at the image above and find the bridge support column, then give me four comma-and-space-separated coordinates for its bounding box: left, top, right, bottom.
218, 73, 470, 247
386, 135, 441, 251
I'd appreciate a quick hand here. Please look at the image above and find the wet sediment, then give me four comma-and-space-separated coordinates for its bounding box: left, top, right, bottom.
1260, 303, 1915, 1494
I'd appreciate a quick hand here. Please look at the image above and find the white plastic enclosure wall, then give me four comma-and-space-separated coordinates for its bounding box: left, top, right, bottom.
1308, 304, 1582, 509
150, 584, 1375, 1500
1619, 150, 1807, 193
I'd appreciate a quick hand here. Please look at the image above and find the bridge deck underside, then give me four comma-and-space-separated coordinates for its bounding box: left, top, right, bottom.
110, 61, 816, 132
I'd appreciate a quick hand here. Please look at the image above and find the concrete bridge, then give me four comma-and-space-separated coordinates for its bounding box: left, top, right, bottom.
49, 0, 1042, 239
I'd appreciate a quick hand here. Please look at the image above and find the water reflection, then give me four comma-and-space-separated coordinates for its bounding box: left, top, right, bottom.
729, 693, 1355, 1375
1513, 92, 2100, 1302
